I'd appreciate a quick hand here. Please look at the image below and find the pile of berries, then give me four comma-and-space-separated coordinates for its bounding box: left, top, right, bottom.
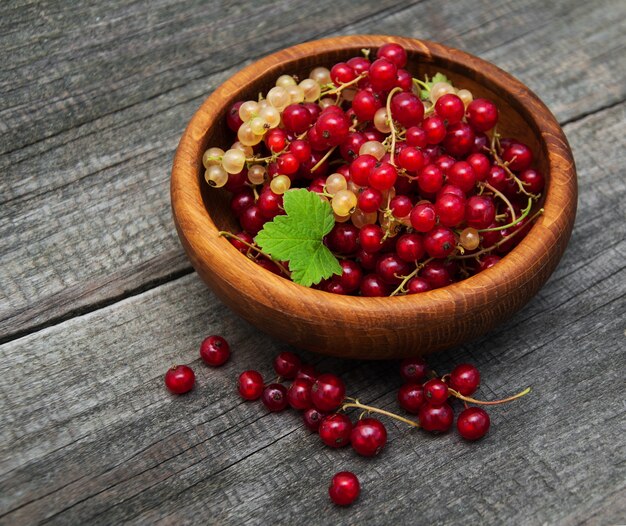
202, 42, 544, 296
165, 335, 529, 506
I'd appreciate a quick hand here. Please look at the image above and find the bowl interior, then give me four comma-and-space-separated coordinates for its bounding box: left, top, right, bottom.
200, 45, 547, 236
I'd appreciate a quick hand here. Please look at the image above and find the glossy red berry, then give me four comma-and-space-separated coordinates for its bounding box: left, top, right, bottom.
396, 233, 425, 262
287, 378, 313, 410
360, 273, 389, 297
316, 111, 350, 146
399, 357, 429, 382
329, 471, 360, 506
376, 254, 410, 285
410, 202, 437, 232
359, 224, 385, 253
502, 142, 534, 171
422, 115, 447, 144
330, 62, 356, 85
447, 161, 476, 193
457, 407, 490, 440
351, 418, 387, 457
390, 195, 413, 218
319, 413, 353, 447
449, 363, 481, 396
240, 205, 266, 235
519, 169, 545, 194
199, 335, 230, 367
406, 126, 427, 148
443, 122, 475, 157
435, 93, 465, 124
357, 187, 383, 213
390, 92, 424, 127
377, 42, 407, 67
436, 193, 465, 227
420, 260, 453, 289
397, 383, 426, 413
273, 351, 301, 379
326, 223, 359, 255
466, 98, 498, 132
424, 226, 457, 258
398, 146, 425, 173
423, 378, 449, 406
406, 277, 431, 294
226, 101, 244, 132
262, 383, 288, 412
419, 402, 454, 432
418, 164, 444, 194
282, 104, 313, 134
303, 407, 326, 432
238, 370, 264, 401
352, 90, 382, 121
164, 365, 195, 394
369, 58, 397, 91
465, 195, 496, 229
311, 373, 346, 412
369, 161, 398, 191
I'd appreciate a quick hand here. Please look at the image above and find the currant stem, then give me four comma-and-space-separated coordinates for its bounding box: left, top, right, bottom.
482, 182, 517, 223
389, 257, 434, 296
386, 87, 403, 166
311, 145, 337, 173
452, 208, 544, 260
341, 400, 420, 428
449, 386, 531, 405
217, 231, 290, 276
479, 197, 533, 233
319, 73, 367, 97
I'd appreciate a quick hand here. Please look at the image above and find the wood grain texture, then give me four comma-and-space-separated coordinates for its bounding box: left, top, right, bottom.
1, 0, 625, 341
1, 98, 624, 524
0, 0, 625, 523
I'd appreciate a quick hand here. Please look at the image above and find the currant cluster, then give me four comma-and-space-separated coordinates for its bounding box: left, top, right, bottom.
164, 335, 529, 506
202, 42, 545, 296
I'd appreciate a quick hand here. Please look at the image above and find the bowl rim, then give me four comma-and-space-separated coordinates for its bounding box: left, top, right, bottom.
171, 34, 576, 317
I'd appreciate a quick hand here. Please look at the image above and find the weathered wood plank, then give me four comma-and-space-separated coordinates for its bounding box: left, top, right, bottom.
0, 101, 624, 524
1, 0, 625, 340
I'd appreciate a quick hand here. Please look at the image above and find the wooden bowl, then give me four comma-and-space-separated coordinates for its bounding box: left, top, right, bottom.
171, 35, 576, 359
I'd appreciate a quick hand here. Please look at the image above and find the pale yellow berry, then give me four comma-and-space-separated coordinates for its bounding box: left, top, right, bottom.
238, 100, 260, 121
299, 78, 321, 102
373, 107, 391, 133
249, 116, 268, 135
457, 89, 474, 107
309, 67, 331, 85
347, 180, 362, 194
460, 227, 480, 250
319, 97, 336, 110
430, 82, 455, 103
267, 86, 291, 111
325, 173, 347, 195
276, 74, 297, 88
231, 141, 253, 157
237, 122, 263, 146
359, 140, 386, 160
351, 209, 378, 228
286, 85, 305, 104
259, 105, 281, 128
331, 190, 358, 216
270, 175, 291, 195
342, 88, 356, 102
221, 148, 246, 174
333, 212, 351, 223
205, 165, 229, 188
202, 147, 224, 168
248, 164, 267, 185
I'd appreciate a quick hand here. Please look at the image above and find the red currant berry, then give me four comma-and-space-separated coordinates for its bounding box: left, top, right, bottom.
257, 190, 284, 220
319, 413, 352, 447
519, 169, 545, 194
360, 273, 389, 296
352, 90, 382, 121
262, 383, 288, 412
502, 142, 534, 171
398, 146, 425, 173
376, 254, 410, 285
230, 189, 254, 218
435, 93, 465, 124
329, 471, 360, 506
340, 132, 367, 161
357, 187, 383, 213
238, 370, 264, 401
303, 407, 326, 432
226, 101, 244, 132
359, 224, 385, 253
410, 202, 437, 232
223, 168, 248, 192
399, 357, 429, 382
398, 383, 426, 413
466, 98, 498, 132
423, 378, 449, 406
436, 193, 466, 227
240, 205, 266, 235
406, 126, 427, 148
311, 373, 346, 412
422, 115, 447, 144
199, 335, 230, 367
273, 351, 301, 379
282, 103, 313, 134
457, 407, 490, 440
265, 128, 288, 153
420, 260, 453, 288
377, 42, 407, 67
164, 365, 195, 394
396, 233, 425, 262
229, 231, 253, 254
369, 161, 398, 191
347, 56, 371, 74
395, 68, 412, 91
443, 122, 475, 157
351, 418, 387, 457
419, 402, 454, 432
465, 195, 496, 229
337, 259, 363, 293
330, 62, 356, 85
350, 154, 377, 186
289, 139, 312, 164
466, 153, 491, 181
390, 92, 424, 127
406, 277, 431, 294
418, 164, 444, 194
326, 223, 359, 255
287, 378, 314, 410
478, 254, 501, 271
316, 110, 350, 146
449, 363, 481, 396
447, 161, 476, 193
424, 226, 457, 258
369, 58, 397, 91
390, 195, 413, 218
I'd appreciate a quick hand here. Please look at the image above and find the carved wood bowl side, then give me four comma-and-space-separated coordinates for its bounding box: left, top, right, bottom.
171, 35, 577, 359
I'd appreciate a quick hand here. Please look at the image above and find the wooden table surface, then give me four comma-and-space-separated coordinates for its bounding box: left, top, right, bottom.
1, 1, 625, 524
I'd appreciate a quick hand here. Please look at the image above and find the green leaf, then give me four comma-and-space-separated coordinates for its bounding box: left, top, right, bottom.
419, 72, 451, 100
255, 189, 342, 287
